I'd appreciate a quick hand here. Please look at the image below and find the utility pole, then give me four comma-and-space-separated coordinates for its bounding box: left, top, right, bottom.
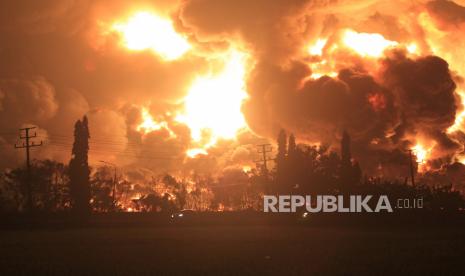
255, 144, 273, 177
408, 149, 416, 187
15, 127, 43, 211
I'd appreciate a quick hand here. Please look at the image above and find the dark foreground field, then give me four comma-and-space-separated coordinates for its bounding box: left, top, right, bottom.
0, 224, 464, 275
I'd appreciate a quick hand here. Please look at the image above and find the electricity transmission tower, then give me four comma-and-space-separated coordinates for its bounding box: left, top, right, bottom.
14, 127, 43, 211
255, 144, 273, 177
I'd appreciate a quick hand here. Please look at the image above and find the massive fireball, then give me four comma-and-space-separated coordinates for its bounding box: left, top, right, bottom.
176, 50, 249, 156
133, 49, 250, 158
114, 9, 463, 166
113, 12, 250, 157
112, 12, 191, 60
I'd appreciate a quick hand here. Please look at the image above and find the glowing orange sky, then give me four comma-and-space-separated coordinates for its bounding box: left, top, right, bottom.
100, 6, 465, 167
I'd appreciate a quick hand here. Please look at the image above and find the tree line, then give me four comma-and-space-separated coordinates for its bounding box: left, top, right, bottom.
0, 117, 463, 213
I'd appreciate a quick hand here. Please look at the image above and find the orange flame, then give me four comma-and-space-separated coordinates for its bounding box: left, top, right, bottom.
308, 38, 327, 56
412, 144, 430, 164
448, 92, 465, 134
136, 107, 176, 137
411, 143, 435, 173
112, 11, 191, 60
177, 50, 250, 156
342, 29, 398, 57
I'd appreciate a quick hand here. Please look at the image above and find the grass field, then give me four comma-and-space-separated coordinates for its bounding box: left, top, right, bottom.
0, 224, 464, 275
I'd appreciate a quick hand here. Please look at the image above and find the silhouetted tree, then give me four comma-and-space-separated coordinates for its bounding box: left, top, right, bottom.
273, 131, 344, 195
163, 174, 188, 210
133, 194, 161, 212
277, 129, 287, 166
187, 176, 214, 211
32, 160, 69, 211
430, 185, 463, 211
286, 133, 299, 192
0, 160, 69, 212
174, 183, 188, 210
91, 166, 118, 212
161, 193, 176, 212
211, 169, 253, 210
341, 130, 351, 167
315, 147, 341, 193
1, 168, 28, 211
340, 130, 361, 190
69, 116, 91, 215
288, 134, 297, 159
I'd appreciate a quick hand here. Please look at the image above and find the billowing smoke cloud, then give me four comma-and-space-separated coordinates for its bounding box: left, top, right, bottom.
242, 50, 461, 174
380, 53, 459, 150
0, 77, 58, 127
179, 0, 312, 62
179, 0, 465, 175
1, 0, 465, 182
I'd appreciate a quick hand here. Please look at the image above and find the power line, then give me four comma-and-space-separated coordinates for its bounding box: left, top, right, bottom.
1, 131, 141, 146
3, 130, 259, 162
14, 127, 43, 211
44, 145, 182, 160
46, 143, 177, 156
255, 144, 273, 177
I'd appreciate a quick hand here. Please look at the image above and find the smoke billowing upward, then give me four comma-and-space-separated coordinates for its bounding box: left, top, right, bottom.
1, 0, 465, 181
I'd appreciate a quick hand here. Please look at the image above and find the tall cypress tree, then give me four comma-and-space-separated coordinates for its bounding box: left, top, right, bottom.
277, 129, 287, 165
287, 134, 297, 160
69, 116, 91, 214
341, 130, 351, 168
340, 130, 361, 190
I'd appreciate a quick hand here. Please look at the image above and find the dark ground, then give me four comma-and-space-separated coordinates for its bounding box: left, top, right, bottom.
0, 222, 464, 275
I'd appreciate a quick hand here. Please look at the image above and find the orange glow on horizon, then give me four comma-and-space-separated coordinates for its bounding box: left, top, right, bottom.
117, 10, 462, 166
